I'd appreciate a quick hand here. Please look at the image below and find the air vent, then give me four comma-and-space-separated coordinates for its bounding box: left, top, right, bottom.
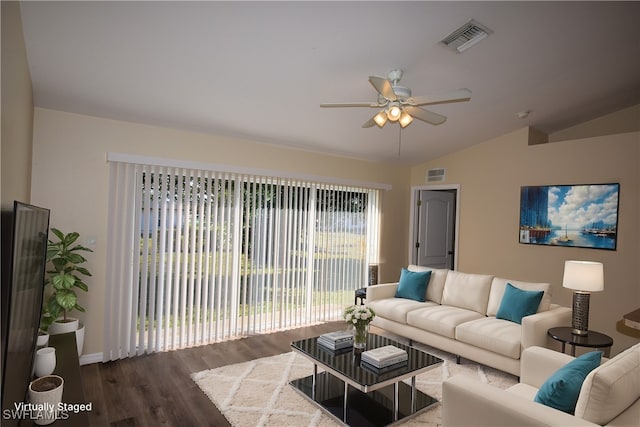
441, 19, 492, 53
427, 168, 446, 183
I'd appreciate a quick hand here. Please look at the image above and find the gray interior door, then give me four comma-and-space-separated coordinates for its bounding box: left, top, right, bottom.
415, 190, 455, 269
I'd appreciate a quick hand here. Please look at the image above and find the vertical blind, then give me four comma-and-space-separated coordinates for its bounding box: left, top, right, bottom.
104, 161, 381, 360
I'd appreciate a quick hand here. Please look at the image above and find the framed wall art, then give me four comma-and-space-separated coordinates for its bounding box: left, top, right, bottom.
519, 183, 619, 250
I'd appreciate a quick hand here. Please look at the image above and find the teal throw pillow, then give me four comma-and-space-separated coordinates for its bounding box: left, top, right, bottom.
496, 283, 544, 324
395, 268, 431, 302
534, 351, 602, 414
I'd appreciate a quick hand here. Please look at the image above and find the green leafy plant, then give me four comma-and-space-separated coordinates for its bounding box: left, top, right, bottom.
40, 228, 93, 331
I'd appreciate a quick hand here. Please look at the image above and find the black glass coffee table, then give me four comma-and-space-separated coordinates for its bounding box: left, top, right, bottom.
290, 333, 442, 426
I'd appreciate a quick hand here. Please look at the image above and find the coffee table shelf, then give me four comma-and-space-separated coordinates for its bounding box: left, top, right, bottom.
290, 333, 442, 426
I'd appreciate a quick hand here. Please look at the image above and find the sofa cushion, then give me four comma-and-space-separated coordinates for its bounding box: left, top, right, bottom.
408, 265, 449, 304
575, 343, 640, 425
534, 351, 602, 414
455, 317, 523, 359
367, 297, 435, 324
487, 278, 551, 317
441, 271, 493, 315
407, 305, 484, 339
395, 268, 431, 302
496, 283, 544, 324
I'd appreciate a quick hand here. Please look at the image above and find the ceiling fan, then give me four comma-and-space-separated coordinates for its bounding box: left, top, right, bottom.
320, 69, 471, 129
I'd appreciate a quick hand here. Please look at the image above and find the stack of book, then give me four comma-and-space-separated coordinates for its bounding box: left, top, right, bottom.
317, 331, 353, 350
361, 345, 408, 369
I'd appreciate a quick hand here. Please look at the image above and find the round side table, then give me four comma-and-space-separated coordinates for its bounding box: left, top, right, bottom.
547, 327, 613, 357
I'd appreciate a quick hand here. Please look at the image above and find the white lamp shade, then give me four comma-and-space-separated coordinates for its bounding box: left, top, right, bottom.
373, 111, 387, 127
562, 260, 604, 292
399, 110, 413, 128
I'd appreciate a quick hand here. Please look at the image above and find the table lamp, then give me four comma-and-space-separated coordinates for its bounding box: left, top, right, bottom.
368, 264, 379, 287
562, 260, 604, 336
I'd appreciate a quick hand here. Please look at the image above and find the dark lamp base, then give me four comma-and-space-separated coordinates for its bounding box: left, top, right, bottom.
571, 291, 591, 336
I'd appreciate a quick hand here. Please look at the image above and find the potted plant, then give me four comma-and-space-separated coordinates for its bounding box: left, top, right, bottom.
29, 375, 64, 425
40, 228, 92, 356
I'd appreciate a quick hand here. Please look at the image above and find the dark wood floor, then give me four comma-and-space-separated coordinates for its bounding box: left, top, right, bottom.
80, 321, 343, 426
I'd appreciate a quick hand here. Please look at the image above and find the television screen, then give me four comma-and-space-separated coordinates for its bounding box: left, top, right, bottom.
1, 201, 50, 425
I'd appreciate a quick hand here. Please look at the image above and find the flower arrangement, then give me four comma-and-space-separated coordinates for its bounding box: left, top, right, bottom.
343, 305, 376, 348
343, 304, 376, 327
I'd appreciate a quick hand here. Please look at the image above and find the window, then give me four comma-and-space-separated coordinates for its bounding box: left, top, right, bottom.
104, 161, 381, 360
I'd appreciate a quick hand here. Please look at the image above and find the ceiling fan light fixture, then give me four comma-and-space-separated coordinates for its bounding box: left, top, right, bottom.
373, 111, 388, 127
387, 103, 402, 121
399, 111, 413, 128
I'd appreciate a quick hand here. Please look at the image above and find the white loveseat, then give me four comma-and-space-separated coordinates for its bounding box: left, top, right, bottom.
367, 265, 572, 376
442, 344, 640, 426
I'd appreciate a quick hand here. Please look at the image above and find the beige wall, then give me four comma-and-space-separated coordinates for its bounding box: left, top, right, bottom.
411, 113, 640, 355
29, 108, 411, 355
1, 1, 34, 207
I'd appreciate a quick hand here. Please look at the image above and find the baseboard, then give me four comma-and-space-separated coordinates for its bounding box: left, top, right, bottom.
79, 352, 103, 365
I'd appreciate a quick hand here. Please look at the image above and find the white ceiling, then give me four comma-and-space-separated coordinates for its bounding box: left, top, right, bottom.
19, 1, 640, 165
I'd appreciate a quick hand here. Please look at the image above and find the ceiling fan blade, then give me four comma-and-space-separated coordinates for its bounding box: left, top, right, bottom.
405, 106, 447, 125
362, 117, 377, 128
369, 76, 397, 101
320, 102, 381, 108
363, 109, 389, 128
406, 88, 472, 106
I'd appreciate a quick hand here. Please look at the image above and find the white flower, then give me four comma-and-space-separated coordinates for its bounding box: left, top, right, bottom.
343, 304, 376, 326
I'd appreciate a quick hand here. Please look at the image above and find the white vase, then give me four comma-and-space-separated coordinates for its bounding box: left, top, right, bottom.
28, 375, 64, 425
47, 317, 79, 335
34, 347, 56, 377
36, 331, 49, 348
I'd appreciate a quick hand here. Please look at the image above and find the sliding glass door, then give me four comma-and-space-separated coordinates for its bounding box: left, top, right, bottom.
104, 162, 380, 360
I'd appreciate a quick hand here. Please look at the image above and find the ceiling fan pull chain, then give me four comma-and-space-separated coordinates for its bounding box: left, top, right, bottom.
398, 127, 402, 157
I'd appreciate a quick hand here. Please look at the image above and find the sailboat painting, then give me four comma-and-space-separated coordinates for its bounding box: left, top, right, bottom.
519, 183, 620, 250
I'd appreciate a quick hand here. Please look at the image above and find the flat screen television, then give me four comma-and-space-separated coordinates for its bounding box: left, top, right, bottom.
1, 201, 50, 425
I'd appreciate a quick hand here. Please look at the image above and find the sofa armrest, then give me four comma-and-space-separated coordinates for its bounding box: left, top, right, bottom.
442, 375, 598, 427
520, 346, 575, 388
521, 305, 572, 349
365, 282, 398, 302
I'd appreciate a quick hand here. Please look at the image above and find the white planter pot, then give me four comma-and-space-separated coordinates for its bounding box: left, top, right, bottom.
47, 318, 79, 335
48, 317, 84, 357
75, 321, 85, 357
34, 347, 56, 377
36, 331, 49, 348
28, 375, 64, 425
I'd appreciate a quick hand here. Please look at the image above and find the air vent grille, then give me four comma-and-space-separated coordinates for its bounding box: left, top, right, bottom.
427, 168, 446, 183
441, 20, 492, 53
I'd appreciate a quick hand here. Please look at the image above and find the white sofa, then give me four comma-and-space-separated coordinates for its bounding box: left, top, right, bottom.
442, 344, 640, 426
367, 265, 572, 376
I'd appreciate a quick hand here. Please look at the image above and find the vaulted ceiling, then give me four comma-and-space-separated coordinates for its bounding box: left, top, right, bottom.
19, 1, 640, 164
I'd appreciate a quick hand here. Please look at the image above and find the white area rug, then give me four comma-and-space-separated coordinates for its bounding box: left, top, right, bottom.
191, 343, 517, 426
